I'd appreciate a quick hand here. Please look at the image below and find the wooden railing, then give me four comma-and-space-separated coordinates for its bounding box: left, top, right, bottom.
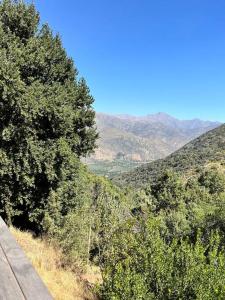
0, 217, 53, 300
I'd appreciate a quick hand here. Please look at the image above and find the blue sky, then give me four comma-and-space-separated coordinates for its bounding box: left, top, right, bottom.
33, 0, 225, 122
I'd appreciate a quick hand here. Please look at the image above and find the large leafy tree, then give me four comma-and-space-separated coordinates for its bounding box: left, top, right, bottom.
0, 0, 98, 227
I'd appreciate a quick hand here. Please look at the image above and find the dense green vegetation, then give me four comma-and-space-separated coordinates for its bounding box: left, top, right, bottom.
114, 124, 225, 187
0, 0, 129, 267
86, 159, 146, 177
0, 1, 225, 299
101, 168, 225, 299
0, 0, 99, 228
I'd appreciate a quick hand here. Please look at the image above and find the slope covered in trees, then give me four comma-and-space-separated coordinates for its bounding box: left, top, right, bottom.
95, 124, 225, 299
101, 166, 225, 299
114, 124, 225, 187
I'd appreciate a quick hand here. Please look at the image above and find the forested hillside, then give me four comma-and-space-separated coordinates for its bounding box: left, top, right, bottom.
114, 124, 225, 187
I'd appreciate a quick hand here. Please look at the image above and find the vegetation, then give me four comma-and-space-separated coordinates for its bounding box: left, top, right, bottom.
0, 0, 130, 270
0, 1, 225, 300
0, 0, 98, 228
86, 159, 145, 178
102, 223, 225, 300
11, 227, 100, 300
100, 168, 225, 299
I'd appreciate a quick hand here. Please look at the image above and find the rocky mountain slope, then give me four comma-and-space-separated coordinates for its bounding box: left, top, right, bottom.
89, 112, 220, 162
114, 123, 225, 187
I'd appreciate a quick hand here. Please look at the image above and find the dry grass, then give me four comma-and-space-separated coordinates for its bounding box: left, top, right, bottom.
10, 227, 101, 300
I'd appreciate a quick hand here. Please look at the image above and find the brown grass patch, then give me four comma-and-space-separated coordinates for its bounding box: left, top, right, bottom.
11, 227, 101, 300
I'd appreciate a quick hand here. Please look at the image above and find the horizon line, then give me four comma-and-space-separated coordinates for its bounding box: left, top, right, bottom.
96, 111, 223, 123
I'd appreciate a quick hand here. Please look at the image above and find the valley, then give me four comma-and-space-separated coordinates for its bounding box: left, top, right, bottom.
114, 123, 225, 187
85, 112, 220, 176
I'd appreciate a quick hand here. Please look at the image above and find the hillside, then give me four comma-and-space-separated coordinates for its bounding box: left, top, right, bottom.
113, 123, 225, 187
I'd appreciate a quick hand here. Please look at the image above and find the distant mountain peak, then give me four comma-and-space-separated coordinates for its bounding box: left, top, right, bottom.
150, 112, 172, 117
145, 112, 177, 122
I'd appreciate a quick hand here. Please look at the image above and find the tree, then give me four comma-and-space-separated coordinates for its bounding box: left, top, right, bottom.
198, 169, 225, 194
0, 0, 98, 228
151, 170, 185, 211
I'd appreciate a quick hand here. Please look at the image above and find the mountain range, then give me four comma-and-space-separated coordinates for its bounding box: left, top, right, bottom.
114, 123, 225, 187
84, 112, 220, 177
91, 112, 220, 162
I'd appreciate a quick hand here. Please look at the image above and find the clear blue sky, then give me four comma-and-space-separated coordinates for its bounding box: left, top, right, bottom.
33, 0, 225, 122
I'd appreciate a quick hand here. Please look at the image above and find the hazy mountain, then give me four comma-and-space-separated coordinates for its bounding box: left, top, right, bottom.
114, 123, 225, 187
89, 112, 220, 163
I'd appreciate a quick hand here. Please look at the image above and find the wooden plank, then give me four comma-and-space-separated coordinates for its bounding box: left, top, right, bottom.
0, 217, 53, 300
0, 244, 25, 300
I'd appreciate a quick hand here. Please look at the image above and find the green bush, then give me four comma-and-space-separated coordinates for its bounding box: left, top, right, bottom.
101, 218, 225, 300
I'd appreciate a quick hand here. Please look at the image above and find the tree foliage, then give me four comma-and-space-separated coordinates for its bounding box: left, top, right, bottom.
0, 0, 98, 227
101, 219, 225, 300
100, 167, 225, 299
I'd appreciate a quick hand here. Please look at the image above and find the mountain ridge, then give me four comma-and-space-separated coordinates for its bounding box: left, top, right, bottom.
113, 123, 225, 187
89, 112, 220, 162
